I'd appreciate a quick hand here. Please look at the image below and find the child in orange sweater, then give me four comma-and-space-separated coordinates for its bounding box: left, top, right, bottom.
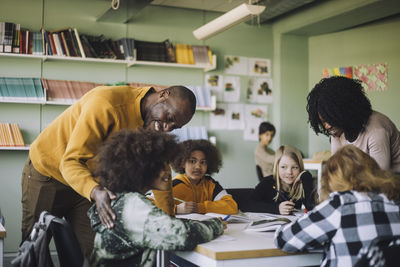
171, 139, 238, 215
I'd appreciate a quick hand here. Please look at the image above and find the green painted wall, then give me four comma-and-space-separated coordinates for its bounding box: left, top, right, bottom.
308, 15, 400, 154
0, 0, 273, 252
279, 34, 309, 154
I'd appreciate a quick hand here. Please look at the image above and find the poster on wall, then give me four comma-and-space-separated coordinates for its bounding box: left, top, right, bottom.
224, 55, 248, 75
248, 57, 271, 77
209, 103, 228, 130
205, 74, 224, 100
243, 104, 268, 141
353, 63, 388, 91
322, 66, 353, 78
223, 76, 241, 102
247, 77, 273, 103
227, 103, 245, 130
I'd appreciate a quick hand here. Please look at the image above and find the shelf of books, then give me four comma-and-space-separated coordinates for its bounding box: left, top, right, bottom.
0, 22, 217, 72
0, 77, 216, 111
0, 122, 28, 150
0, 52, 216, 72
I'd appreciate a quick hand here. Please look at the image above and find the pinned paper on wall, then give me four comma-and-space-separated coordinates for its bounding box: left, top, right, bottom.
224, 56, 248, 75
223, 76, 241, 102
248, 57, 271, 77
353, 63, 388, 92
243, 104, 268, 141
227, 104, 245, 130
209, 103, 228, 130
247, 77, 273, 104
322, 66, 353, 78
205, 74, 224, 100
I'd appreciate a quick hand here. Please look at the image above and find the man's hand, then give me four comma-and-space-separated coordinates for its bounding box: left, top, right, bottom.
176, 201, 198, 214
90, 185, 116, 229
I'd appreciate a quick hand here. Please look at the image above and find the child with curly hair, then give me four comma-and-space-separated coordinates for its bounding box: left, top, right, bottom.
88, 129, 225, 267
248, 145, 317, 215
275, 145, 400, 266
171, 139, 238, 215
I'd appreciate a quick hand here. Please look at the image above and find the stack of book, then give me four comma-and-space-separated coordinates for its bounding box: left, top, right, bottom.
187, 85, 212, 108
175, 44, 212, 65
44, 28, 83, 57
0, 77, 45, 102
170, 126, 208, 142
0, 123, 25, 147
135, 39, 169, 62
0, 22, 42, 55
41, 79, 103, 104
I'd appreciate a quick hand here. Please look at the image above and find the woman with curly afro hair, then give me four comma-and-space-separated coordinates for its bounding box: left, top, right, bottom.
170, 139, 238, 215
306, 76, 400, 173
88, 129, 225, 267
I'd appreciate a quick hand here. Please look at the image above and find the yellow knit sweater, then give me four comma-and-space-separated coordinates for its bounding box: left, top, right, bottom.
172, 174, 238, 215
30, 85, 151, 197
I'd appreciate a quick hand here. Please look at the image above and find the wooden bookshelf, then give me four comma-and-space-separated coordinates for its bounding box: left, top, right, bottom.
0, 53, 217, 72
130, 54, 217, 72
0, 146, 30, 151
0, 99, 46, 104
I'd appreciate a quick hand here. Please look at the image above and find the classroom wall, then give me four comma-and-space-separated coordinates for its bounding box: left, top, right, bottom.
0, 0, 273, 252
308, 15, 400, 155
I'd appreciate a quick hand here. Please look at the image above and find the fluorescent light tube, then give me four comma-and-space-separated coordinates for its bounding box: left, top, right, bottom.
193, 3, 266, 40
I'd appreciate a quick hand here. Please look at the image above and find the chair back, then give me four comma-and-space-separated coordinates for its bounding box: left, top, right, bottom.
49, 214, 85, 267
12, 211, 86, 267
256, 165, 263, 182
355, 235, 400, 267
226, 188, 254, 211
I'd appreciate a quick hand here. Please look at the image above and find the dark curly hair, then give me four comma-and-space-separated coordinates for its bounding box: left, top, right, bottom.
171, 139, 222, 175
306, 76, 372, 140
94, 128, 180, 193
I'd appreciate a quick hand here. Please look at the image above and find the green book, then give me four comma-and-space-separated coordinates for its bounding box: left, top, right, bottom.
21, 78, 37, 98
4, 77, 26, 99
0, 77, 11, 99
32, 78, 45, 99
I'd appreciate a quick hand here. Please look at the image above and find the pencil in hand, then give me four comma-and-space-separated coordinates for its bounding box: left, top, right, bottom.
222, 215, 231, 221
272, 185, 290, 201
174, 197, 186, 203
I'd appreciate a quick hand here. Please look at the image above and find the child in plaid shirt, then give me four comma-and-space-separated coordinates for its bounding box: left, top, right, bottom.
275, 145, 400, 266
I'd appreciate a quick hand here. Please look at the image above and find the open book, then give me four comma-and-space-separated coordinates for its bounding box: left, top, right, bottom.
176, 212, 293, 232
244, 217, 291, 232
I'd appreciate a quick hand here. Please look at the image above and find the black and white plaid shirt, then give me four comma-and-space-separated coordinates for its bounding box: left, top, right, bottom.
274, 191, 400, 266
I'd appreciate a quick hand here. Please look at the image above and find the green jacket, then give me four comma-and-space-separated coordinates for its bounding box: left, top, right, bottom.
88, 192, 223, 267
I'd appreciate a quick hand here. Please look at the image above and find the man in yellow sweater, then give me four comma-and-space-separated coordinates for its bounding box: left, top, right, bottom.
21, 85, 196, 257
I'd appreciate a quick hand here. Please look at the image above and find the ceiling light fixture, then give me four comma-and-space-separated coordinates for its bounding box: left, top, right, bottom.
193, 3, 266, 40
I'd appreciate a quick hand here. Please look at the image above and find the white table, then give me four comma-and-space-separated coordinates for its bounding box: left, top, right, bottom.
173, 223, 322, 266
0, 223, 5, 267
303, 159, 324, 198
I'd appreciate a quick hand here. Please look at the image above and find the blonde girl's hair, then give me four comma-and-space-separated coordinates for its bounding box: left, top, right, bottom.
272, 145, 305, 201
320, 145, 400, 201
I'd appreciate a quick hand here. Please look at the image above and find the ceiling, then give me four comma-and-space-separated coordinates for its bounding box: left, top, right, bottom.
150, 0, 248, 13
150, 0, 322, 23
98, 0, 400, 34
